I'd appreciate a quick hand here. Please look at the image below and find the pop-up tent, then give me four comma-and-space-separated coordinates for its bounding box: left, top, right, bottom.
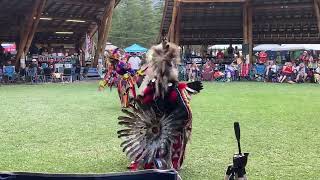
105, 42, 118, 51
253, 44, 282, 51
254, 44, 320, 51
124, 44, 147, 53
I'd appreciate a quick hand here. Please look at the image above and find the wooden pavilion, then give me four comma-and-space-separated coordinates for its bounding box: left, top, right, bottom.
161, 0, 320, 61
0, 0, 120, 67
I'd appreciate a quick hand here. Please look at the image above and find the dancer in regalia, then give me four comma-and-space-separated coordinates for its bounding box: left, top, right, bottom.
117, 39, 203, 171
116, 55, 137, 108
98, 48, 121, 92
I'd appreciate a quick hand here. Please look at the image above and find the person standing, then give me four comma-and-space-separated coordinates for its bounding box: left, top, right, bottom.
128, 53, 141, 72
227, 44, 235, 60
216, 49, 224, 64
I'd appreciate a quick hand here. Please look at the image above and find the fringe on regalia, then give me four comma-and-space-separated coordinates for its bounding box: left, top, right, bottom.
117, 40, 203, 171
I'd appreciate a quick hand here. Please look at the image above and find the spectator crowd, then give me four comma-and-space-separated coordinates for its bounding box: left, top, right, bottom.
179, 45, 320, 85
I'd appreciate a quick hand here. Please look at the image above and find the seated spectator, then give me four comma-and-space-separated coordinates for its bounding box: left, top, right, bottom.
189, 62, 199, 82
202, 61, 213, 81
258, 51, 268, 64
0, 65, 3, 83
279, 62, 295, 83
225, 62, 237, 82
3, 60, 15, 82
308, 57, 317, 70
295, 63, 307, 83
314, 63, 320, 84
216, 49, 224, 64
266, 61, 277, 82
213, 67, 224, 81
19, 67, 26, 81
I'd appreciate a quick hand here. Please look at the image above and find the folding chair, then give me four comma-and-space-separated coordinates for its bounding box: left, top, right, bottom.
3, 65, 15, 83
62, 68, 72, 82
43, 68, 53, 83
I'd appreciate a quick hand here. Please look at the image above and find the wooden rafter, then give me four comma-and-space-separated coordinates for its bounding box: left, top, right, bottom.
179, 0, 246, 2
15, 0, 42, 68
92, 0, 116, 67
247, 0, 253, 63
168, 0, 181, 44
314, 0, 320, 33
24, 0, 47, 58
53, 0, 108, 7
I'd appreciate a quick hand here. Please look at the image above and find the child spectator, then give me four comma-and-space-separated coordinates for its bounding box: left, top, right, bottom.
189, 62, 199, 82
295, 63, 307, 83
266, 61, 277, 82
213, 66, 224, 81
279, 62, 294, 83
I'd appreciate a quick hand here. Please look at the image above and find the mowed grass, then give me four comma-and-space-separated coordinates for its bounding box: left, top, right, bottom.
0, 82, 319, 180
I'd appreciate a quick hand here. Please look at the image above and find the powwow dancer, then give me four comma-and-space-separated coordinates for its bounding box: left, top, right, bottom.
98, 48, 121, 91
117, 39, 203, 171
116, 57, 137, 108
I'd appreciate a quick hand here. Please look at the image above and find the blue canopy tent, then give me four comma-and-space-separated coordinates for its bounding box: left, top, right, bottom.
124, 44, 147, 53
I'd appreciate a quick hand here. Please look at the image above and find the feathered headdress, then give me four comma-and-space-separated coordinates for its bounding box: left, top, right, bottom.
145, 40, 181, 98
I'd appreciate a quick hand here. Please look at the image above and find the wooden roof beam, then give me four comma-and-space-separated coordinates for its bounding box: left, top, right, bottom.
40, 15, 98, 23
93, 0, 116, 67
179, 0, 246, 2
15, 0, 42, 68
52, 0, 108, 7
24, 0, 48, 57
314, 0, 320, 33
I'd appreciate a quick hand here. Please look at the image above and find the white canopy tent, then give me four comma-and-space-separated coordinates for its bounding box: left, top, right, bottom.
105, 42, 118, 51
208, 44, 242, 50
278, 44, 305, 51
253, 44, 281, 51
300, 44, 320, 50
254, 44, 320, 51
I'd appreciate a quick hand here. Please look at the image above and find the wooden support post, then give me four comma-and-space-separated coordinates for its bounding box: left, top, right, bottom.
174, 3, 182, 44
168, 0, 180, 43
92, 0, 115, 67
24, 0, 47, 58
248, 2, 253, 64
243, 0, 253, 63
243, 2, 248, 45
314, 0, 320, 33
101, 0, 115, 55
15, 0, 41, 68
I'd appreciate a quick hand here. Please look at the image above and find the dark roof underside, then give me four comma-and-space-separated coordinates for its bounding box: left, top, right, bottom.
161, 0, 320, 45
0, 0, 120, 44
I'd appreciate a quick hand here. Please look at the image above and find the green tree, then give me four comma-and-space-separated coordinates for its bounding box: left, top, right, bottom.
109, 0, 164, 48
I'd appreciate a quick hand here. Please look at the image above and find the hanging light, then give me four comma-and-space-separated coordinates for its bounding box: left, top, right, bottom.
66, 19, 86, 23
55, 32, 74, 34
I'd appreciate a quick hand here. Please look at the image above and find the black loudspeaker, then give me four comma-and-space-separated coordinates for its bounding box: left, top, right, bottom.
0, 170, 181, 180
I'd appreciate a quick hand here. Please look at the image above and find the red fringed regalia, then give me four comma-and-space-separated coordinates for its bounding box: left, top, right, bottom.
117, 41, 203, 171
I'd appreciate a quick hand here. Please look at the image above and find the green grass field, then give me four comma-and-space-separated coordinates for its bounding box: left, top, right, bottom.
0, 82, 319, 179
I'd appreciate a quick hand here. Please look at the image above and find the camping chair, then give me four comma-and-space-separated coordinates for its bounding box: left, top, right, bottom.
37, 68, 45, 83
43, 68, 53, 83
3, 65, 15, 83
178, 65, 187, 81
0, 67, 3, 83
254, 64, 266, 82
239, 63, 251, 81
62, 68, 72, 82
29, 67, 38, 84
18, 68, 27, 83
